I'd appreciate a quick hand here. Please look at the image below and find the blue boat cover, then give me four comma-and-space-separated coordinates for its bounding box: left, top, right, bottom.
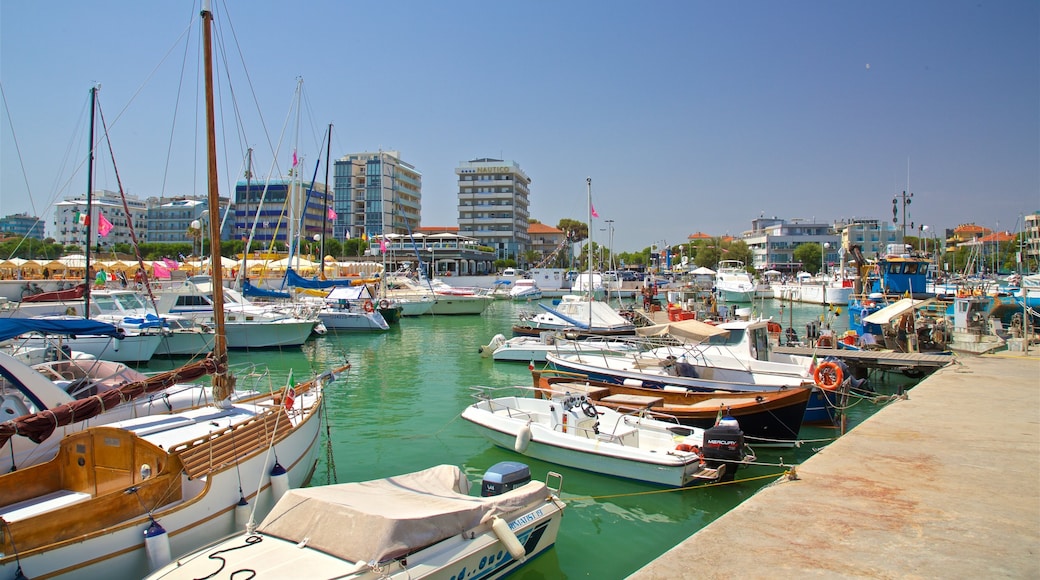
285, 267, 349, 289
242, 278, 291, 299
0, 318, 124, 341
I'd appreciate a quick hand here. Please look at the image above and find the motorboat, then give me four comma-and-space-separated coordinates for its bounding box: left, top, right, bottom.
383, 275, 490, 315
533, 370, 811, 448
479, 331, 640, 363
146, 462, 564, 580
512, 294, 636, 337
309, 286, 389, 331
771, 272, 854, 305
2, 315, 161, 363
509, 278, 543, 301
461, 386, 755, 487
715, 260, 756, 303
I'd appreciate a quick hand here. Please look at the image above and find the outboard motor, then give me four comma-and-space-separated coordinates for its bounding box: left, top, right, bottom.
702, 416, 746, 481
481, 461, 531, 497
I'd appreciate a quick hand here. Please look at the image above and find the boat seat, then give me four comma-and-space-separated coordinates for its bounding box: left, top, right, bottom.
0, 489, 91, 523
601, 394, 663, 408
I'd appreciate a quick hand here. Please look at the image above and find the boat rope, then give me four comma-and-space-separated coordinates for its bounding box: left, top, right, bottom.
321, 392, 337, 485
562, 471, 791, 501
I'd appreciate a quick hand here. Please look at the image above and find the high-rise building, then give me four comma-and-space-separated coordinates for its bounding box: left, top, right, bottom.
332, 151, 421, 242
233, 179, 330, 249
0, 213, 45, 240
456, 158, 530, 262
53, 191, 148, 250
146, 197, 231, 244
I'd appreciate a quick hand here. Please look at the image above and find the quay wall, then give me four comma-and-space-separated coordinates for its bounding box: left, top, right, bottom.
631, 352, 1040, 579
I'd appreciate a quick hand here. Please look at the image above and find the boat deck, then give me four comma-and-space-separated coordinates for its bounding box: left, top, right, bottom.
630, 351, 1040, 579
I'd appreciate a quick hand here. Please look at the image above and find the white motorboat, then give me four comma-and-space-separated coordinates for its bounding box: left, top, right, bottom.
513, 295, 636, 336
715, 260, 756, 303
383, 275, 490, 315
11, 315, 162, 363
480, 332, 640, 363
509, 278, 543, 301
310, 286, 389, 331
461, 386, 754, 487
146, 462, 564, 580
771, 272, 854, 305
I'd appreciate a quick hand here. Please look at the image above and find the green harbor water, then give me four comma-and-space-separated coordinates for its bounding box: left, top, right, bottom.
149, 297, 914, 579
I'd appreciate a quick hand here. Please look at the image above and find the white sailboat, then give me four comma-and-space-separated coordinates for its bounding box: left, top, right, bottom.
0, 5, 342, 578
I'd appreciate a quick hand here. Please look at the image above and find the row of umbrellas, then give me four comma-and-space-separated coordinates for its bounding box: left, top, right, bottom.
0, 254, 383, 278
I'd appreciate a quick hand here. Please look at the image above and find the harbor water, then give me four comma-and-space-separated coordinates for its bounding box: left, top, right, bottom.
148, 296, 911, 579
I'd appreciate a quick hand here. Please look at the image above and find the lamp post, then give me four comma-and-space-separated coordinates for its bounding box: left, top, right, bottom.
190, 219, 202, 259
919, 224, 929, 253
313, 233, 322, 273
605, 219, 614, 271
893, 190, 914, 240
822, 242, 830, 277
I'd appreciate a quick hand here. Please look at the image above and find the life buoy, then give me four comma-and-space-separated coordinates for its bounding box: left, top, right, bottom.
813, 361, 843, 391
363, 300, 374, 313
378, 299, 390, 310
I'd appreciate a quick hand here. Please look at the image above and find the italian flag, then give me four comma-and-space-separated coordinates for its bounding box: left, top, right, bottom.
73, 211, 89, 225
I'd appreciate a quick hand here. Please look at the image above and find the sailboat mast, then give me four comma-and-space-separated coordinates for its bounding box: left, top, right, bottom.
83, 85, 97, 319
202, 0, 230, 401
320, 123, 331, 277
586, 177, 593, 329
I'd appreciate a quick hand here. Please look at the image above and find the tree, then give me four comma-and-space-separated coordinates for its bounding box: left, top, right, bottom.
793, 242, 823, 274
556, 218, 588, 242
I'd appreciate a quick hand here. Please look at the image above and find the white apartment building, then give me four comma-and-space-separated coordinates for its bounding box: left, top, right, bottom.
53, 190, 148, 250
456, 158, 530, 262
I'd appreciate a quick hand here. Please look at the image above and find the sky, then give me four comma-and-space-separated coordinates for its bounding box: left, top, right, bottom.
1, 0, 1037, 252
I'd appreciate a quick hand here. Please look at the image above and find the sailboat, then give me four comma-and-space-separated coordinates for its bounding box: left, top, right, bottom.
0, 4, 344, 578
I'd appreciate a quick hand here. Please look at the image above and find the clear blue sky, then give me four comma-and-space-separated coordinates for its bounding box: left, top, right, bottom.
2, 0, 1037, 252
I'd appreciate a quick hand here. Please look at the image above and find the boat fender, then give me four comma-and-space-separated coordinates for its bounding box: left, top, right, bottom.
235, 495, 252, 532
491, 516, 526, 562
813, 361, 843, 391
270, 461, 289, 501
144, 519, 172, 571
363, 300, 375, 313
378, 299, 390, 310
514, 423, 532, 453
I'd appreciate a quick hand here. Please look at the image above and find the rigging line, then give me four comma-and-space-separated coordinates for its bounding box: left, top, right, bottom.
0, 82, 39, 217
95, 97, 159, 310
158, 4, 198, 200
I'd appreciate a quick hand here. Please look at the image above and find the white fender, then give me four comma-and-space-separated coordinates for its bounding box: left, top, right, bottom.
270, 461, 289, 501
234, 495, 252, 532
144, 520, 172, 571
491, 516, 526, 562
514, 423, 532, 453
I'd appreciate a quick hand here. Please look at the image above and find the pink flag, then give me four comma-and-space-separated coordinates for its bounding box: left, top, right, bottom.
292, 149, 298, 167
379, 237, 387, 253
97, 212, 114, 237
327, 207, 337, 220
163, 257, 179, 269
590, 202, 599, 219
152, 262, 171, 279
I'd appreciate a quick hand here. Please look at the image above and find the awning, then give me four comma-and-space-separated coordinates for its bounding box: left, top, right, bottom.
862, 298, 934, 325
635, 318, 730, 342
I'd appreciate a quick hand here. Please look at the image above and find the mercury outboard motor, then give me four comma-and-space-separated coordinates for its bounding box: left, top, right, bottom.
702, 416, 746, 481
481, 461, 532, 497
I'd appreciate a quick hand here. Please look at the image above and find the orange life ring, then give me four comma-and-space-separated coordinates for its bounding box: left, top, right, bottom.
813, 361, 843, 391
363, 300, 375, 313
378, 299, 390, 310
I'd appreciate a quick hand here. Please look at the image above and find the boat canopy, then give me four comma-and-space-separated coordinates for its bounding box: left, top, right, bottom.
635, 318, 730, 342
0, 318, 124, 342
862, 298, 934, 325
255, 464, 549, 565
285, 266, 345, 289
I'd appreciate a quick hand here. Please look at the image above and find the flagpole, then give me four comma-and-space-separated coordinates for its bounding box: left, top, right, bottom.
586, 177, 593, 329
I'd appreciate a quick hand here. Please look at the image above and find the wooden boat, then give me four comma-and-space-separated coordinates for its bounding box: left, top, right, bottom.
533, 369, 811, 447
0, 5, 339, 578
19, 283, 87, 303
146, 463, 564, 579
461, 385, 755, 487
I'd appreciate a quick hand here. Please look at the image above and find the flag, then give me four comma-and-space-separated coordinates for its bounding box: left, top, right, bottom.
808, 352, 818, 375
292, 149, 298, 167
178, 253, 187, 262
327, 207, 337, 220
379, 236, 387, 253
152, 262, 171, 279
344, 231, 351, 240
97, 212, 114, 237
590, 202, 599, 218
163, 257, 179, 269
73, 211, 89, 225
284, 368, 297, 411
361, 232, 368, 242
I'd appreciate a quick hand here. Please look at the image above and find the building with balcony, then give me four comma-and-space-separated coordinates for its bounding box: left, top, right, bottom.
743, 217, 842, 273
1024, 211, 1040, 271
53, 190, 149, 250
456, 158, 530, 262
836, 218, 904, 259
0, 213, 45, 240
146, 197, 231, 244
233, 179, 331, 250
332, 151, 421, 243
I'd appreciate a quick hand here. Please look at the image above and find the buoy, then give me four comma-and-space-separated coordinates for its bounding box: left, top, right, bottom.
491, 516, 526, 562
144, 519, 172, 571
270, 461, 289, 501
514, 423, 532, 453
235, 495, 251, 531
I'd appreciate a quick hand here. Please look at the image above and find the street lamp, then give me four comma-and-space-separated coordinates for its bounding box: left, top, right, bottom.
919, 225, 929, 253
822, 242, 830, 277
190, 219, 202, 259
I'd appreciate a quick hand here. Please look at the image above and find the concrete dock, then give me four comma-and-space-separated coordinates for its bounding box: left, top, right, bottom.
631, 352, 1040, 579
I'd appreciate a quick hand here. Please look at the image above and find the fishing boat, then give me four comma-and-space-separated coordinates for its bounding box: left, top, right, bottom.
0, 6, 339, 577
714, 260, 756, 303
532, 369, 811, 447
146, 462, 565, 579
461, 385, 755, 487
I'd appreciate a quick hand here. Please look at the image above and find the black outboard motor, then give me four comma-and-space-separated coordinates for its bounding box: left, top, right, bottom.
481, 461, 531, 497
702, 416, 746, 481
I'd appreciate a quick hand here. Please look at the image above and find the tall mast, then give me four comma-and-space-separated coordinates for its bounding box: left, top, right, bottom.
320, 123, 332, 277
586, 177, 594, 328
83, 84, 97, 319
202, 0, 230, 402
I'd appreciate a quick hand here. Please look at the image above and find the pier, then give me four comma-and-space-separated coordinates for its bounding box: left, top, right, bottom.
629, 351, 1040, 579
773, 345, 955, 377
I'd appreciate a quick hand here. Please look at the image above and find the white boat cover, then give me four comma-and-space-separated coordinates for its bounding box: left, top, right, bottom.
256, 464, 549, 564
862, 298, 934, 325
635, 318, 730, 342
